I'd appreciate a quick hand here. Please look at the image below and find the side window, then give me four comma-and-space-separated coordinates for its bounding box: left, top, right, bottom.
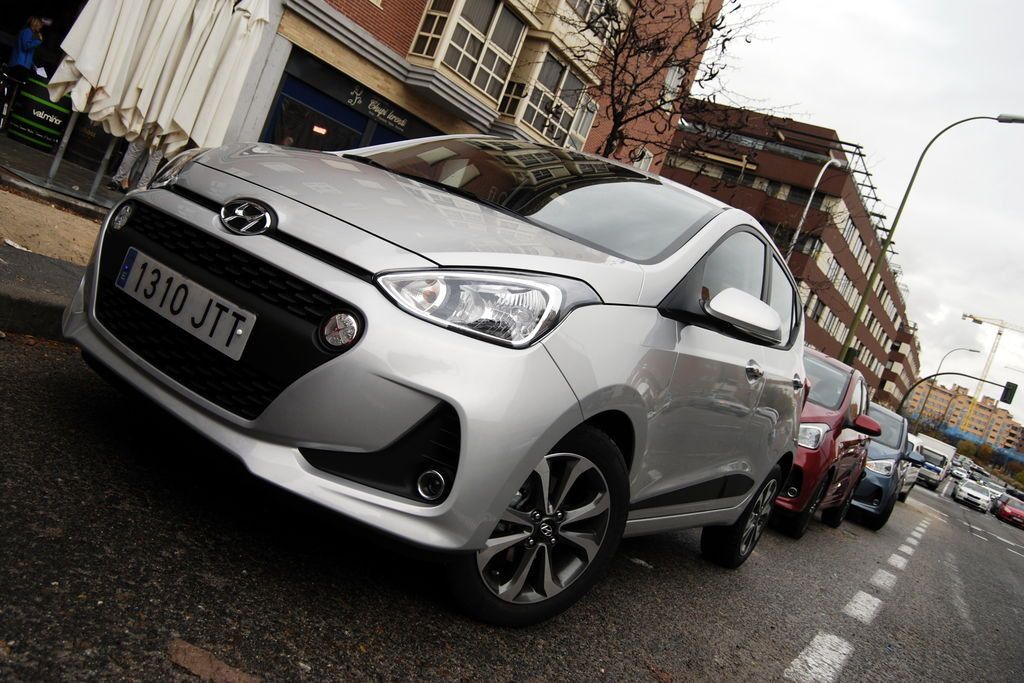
768, 257, 796, 345
701, 231, 766, 302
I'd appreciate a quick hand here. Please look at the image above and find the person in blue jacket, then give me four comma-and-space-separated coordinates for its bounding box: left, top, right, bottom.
8, 16, 44, 82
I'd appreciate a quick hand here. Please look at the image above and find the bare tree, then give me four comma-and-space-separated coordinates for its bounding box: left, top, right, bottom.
557, 0, 768, 161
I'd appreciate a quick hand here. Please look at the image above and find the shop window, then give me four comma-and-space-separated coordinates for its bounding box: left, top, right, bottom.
442, 0, 525, 101
412, 0, 454, 57
523, 53, 585, 145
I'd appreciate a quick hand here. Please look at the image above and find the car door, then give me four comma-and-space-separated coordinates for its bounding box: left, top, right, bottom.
633, 229, 770, 516
757, 254, 803, 474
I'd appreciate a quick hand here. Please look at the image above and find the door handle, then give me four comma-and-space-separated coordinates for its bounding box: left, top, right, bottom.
745, 361, 764, 382
792, 375, 804, 391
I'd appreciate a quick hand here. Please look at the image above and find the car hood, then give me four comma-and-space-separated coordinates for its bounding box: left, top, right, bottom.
193, 144, 646, 304
866, 440, 901, 461
800, 400, 839, 426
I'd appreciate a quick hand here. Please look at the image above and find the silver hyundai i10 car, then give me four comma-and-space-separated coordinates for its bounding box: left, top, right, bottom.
64, 135, 804, 625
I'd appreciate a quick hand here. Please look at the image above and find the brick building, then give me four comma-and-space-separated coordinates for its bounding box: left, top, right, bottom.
219, 0, 719, 174
906, 382, 1022, 451
660, 104, 921, 405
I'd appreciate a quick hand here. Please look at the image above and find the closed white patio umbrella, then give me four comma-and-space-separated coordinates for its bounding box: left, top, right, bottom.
47, 0, 127, 113
163, 0, 269, 154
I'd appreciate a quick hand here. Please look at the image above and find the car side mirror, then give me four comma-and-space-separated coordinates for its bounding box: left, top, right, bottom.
704, 288, 782, 344
851, 414, 881, 437
906, 450, 925, 466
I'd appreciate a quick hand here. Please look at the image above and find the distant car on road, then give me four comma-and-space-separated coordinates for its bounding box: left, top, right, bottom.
772, 348, 880, 539
851, 404, 924, 530
952, 480, 992, 513
995, 495, 1024, 528
950, 466, 968, 480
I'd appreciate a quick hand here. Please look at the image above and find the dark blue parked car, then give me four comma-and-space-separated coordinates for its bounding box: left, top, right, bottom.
851, 404, 924, 530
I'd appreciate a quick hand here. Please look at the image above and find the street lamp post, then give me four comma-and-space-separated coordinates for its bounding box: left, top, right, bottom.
914, 346, 980, 430
838, 114, 1024, 365
785, 157, 847, 261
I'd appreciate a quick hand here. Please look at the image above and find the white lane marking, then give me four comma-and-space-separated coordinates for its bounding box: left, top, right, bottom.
988, 533, 1021, 548
1009, 548, 1024, 559
843, 591, 883, 624
906, 536, 919, 546
898, 544, 915, 556
961, 521, 971, 527
783, 632, 853, 683
908, 500, 949, 517
972, 533, 989, 541
942, 481, 952, 496
910, 531, 922, 539
870, 569, 898, 592
888, 554, 908, 570
945, 552, 974, 631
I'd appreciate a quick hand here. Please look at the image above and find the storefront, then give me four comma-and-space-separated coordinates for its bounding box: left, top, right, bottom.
261, 48, 440, 152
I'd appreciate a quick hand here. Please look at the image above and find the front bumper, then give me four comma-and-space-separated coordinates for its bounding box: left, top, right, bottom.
63, 189, 584, 552
954, 494, 990, 512
997, 510, 1024, 528
774, 445, 828, 514
851, 468, 897, 516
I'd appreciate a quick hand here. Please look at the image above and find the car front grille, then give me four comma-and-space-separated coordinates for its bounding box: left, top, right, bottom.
94, 201, 360, 420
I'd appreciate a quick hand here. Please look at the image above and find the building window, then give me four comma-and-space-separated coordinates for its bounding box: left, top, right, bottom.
442, 0, 526, 101
499, 80, 526, 115
412, 0, 454, 57
661, 65, 685, 111
566, 95, 597, 150
633, 147, 654, 172
523, 53, 586, 145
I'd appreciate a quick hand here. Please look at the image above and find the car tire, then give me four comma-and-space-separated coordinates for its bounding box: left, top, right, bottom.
821, 486, 853, 529
897, 484, 912, 503
702, 465, 781, 568
775, 475, 828, 540
446, 426, 628, 627
860, 494, 896, 531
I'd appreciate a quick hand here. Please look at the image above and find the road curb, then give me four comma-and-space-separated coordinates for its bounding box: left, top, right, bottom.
0, 167, 109, 221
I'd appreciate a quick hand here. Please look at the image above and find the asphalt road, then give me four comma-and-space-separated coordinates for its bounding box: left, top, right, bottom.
1, 333, 1022, 681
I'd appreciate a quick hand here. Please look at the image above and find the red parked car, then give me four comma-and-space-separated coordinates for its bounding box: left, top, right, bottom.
995, 495, 1024, 529
773, 348, 881, 538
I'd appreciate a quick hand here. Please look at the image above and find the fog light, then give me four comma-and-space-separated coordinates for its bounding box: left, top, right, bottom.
110, 203, 134, 230
322, 312, 359, 348
416, 469, 446, 501
785, 486, 799, 498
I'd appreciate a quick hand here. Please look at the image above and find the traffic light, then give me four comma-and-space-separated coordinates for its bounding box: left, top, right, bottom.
1000, 381, 1018, 404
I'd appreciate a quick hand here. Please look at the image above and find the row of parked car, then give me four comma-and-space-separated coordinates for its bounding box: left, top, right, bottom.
771, 348, 923, 539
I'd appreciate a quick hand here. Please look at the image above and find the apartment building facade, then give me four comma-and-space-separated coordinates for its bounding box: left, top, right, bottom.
660, 104, 920, 405
906, 382, 1022, 452
218, 0, 715, 173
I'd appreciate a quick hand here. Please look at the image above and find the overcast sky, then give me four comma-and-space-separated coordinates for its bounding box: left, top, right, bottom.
707, 0, 1024, 420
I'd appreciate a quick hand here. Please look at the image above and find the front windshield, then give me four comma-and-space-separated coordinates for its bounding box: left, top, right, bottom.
352, 138, 721, 263
804, 355, 850, 411
920, 448, 948, 468
867, 405, 904, 449
1005, 498, 1024, 511
961, 481, 988, 496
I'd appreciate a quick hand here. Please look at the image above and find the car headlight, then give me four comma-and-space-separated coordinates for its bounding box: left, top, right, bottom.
149, 148, 209, 189
865, 459, 895, 476
797, 423, 829, 450
376, 270, 601, 347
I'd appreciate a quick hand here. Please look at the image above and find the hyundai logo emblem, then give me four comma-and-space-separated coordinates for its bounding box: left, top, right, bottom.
220, 199, 274, 235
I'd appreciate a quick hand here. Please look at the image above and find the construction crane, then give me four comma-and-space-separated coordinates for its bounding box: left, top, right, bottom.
959, 313, 1024, 432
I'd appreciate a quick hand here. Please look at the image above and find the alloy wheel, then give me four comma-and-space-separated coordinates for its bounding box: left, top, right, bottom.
477, 453, 611, 604
740, 478, 778, 557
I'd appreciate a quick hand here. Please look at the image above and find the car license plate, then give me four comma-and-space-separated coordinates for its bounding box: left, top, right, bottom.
115, 247, 256, 361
